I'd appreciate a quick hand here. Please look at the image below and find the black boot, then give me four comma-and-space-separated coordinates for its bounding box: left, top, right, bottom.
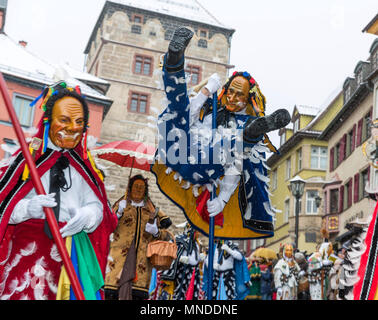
166, 27, 194, 73
243, 109, 291, 143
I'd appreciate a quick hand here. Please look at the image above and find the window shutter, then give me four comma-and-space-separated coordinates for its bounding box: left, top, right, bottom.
330, 147, 334, 171
340, 134, 346, 162
339, 185, 344, 213
357, 119, 363, 146
348, 180, 353, 208
354, 173, 359, 203
351, 124, 356, 152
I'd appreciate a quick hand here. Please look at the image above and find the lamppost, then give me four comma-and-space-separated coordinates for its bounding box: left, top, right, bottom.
288, 175, 306, 251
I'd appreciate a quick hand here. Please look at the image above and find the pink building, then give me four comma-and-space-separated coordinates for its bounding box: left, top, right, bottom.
0, 32, 113, 160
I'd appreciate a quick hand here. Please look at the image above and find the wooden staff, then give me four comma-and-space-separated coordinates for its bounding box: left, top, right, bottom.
0, 73, 85, 300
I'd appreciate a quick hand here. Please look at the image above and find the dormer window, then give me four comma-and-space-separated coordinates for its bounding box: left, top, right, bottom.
199, 29, 208, 38
357, 71, 363, 85
294, 118, 300, 133
345, 86, 351, 101
280, 131, 286, 147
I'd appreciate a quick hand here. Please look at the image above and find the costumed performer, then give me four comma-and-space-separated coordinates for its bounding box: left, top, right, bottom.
0, 81, 118, 300
104, 174, 170, 300
307, 242, 334, 300
159, 222, 205, 300
273, 243, 301, 300
203, 240, 248, 300
151, 27, 291, 240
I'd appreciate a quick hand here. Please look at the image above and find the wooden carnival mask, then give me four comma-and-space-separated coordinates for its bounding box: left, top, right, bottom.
225, 76, 250, 113
130, 179, 147, 202
284, 244, 294, 259
49, 96, 85, 149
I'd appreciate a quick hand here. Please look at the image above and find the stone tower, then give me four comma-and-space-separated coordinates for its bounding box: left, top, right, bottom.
84, 0, 235, 234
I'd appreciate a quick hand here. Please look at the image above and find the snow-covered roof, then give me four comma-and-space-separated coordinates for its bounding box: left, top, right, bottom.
0, 33, 112, 102
109, 0, 233, 30
294, 105, 321, 117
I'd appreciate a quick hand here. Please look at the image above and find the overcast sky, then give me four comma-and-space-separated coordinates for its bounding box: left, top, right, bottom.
4, 0, 378, 146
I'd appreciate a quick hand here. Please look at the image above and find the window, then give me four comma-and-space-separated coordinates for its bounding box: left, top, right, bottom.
286, 157, 291, 180
345, 86, 351, 101
165, 29, 174, 41
343, 179, 352, 210
334, 143, 340, 167
199, 29, 208, 38
357, 71, 363, 85
132, 14, 143, 24
346, 126, 356, 157
297, 148, 302, 172
360, 168, 369, 200
134, 55, 153, 76
311, 146, 327, 170
330, 189, 339, 214
306, 190, 319, 215
185, 65, 201, 86
13, 94, 34, 127
198, 39, 207, 48
128, 92, 149, 114
373, 50, 378, 71
284, 199, 290, 223
131, 25, 141, 34
361, 110, 372, 143
294, 118, 300, 133
271, 169, 278, 191
280, 131, 286, 147
305, 232, 317, 243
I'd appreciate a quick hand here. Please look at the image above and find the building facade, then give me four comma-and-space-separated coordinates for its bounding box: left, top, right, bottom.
319, 39, 378, 245
265, 92, 344, 254
84, 0, 235, 232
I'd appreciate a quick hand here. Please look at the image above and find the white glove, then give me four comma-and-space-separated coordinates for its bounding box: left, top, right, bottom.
298, 270, 306, 278
118, 200, 126, 213
207, 197, 225, 217
60, 207, 97, 238
145, 218, 159, 237
221, 244, 231, 253
179, 256, 189, 264
204, 73, 222, 95
26, 193, 57, 219
277, 288, 283, 297
199, 253, 206, 262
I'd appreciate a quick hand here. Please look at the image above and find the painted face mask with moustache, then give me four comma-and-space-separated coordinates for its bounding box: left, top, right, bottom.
49, 96, 85, 149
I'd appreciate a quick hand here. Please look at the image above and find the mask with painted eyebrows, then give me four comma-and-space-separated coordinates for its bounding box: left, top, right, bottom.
225, 76, 250, 112
49, 96, 85, 149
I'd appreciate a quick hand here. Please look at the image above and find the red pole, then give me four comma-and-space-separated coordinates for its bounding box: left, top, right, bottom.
0, 73, 85, 300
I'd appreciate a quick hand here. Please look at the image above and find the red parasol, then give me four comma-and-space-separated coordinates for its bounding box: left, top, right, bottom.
91, 140, 156, 172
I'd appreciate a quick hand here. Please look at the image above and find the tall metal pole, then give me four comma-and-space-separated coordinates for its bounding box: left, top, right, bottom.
295, 196, 299, 251
207, 92, 218, 300
0, 73, 86, 300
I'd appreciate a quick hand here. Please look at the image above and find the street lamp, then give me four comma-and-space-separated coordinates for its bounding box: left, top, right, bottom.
288, 175, 306, 251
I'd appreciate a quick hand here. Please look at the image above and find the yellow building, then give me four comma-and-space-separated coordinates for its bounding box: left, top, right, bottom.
265, 90, 344, 254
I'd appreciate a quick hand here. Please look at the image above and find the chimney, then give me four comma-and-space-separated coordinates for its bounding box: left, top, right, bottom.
0, 0, 7, 33
19, 40, 27, 47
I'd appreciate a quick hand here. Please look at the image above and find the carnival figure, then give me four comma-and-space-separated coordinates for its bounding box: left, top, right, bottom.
0, 81, 118, 300
273, 244, 301, 300
104, 175, 171, 300
307, 242, 334, 300
158, 223, 204, 300
202, 240, 248, 300
151, 27, 291, 240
